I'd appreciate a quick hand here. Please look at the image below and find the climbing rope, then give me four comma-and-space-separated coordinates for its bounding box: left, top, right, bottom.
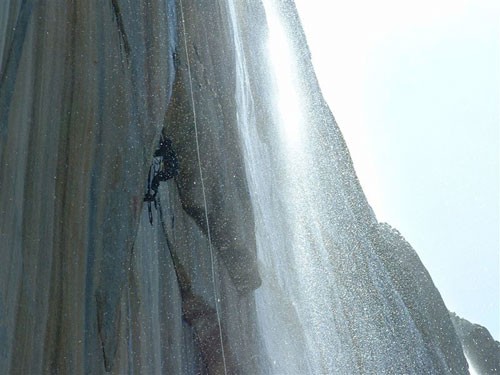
178, 1, 228, 373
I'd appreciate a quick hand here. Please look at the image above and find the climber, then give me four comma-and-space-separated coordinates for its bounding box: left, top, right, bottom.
144, 136, 179, 225
154, 137, 179, 181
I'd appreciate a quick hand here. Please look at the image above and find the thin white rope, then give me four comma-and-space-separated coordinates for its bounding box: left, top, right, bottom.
178, 1, 228, 373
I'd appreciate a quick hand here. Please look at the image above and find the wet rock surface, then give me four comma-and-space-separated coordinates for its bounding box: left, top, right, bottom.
371, 223, 469, 373
451, 313, 500, 374
1, 0, 261, 373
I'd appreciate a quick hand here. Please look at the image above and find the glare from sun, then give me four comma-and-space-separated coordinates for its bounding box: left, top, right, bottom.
264, 2, 303, 150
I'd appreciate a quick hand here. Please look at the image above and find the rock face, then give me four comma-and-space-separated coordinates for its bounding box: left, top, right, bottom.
1, 0, 261, 373
165, 0, 261, 295
1, 0, 179, 372
451, 313, 500, 374
0, 0, 491, 374
371, 223, 469, 373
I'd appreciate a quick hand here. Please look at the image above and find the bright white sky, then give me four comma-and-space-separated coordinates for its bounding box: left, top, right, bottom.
294, 0, 499, 339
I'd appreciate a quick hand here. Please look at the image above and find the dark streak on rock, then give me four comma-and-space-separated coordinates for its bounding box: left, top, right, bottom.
110, 0, 131, 60
43, 2, 78, 373
0, 0, 35, 138
96, 291, 122, 373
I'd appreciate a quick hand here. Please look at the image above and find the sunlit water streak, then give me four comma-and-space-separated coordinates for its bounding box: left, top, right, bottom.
227, 0, 440, 373
227, 1, 347, 372
265, 6, 303, 150
466, 355, 479, 375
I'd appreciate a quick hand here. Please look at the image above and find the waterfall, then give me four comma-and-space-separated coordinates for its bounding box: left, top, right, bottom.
227, 1, 349, 372
228, 1, 338, 372
227, 1, 459, 373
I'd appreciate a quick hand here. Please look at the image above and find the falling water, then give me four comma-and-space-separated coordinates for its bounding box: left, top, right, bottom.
227, 0, 350, 372
226, 0, 441, 373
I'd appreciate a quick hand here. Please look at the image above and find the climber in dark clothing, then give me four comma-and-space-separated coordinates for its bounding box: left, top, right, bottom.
154, 137, 179, 181
144, 136, 179, 224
